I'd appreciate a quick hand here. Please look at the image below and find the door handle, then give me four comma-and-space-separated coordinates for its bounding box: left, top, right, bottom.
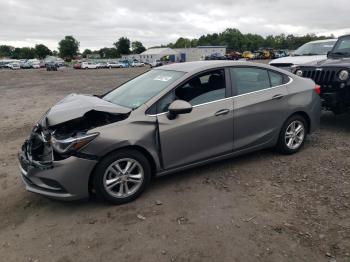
215, 109, 230, 116
272, 94, 284, 100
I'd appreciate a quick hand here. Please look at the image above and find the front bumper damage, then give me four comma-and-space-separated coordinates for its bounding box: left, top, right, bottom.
18, 138, 97, 200
17, 119, 99, 201
17, 94, 131, 200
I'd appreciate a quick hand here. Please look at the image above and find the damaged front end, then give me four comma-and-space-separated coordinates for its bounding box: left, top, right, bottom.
19, 94, 131, 171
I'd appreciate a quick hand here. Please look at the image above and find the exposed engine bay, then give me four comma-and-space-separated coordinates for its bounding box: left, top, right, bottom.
21, 94, 131, 169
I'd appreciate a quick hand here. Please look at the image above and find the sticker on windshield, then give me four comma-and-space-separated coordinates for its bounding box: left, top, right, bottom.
154, 75, 173, 82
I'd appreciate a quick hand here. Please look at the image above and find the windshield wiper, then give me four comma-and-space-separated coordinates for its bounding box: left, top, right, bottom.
330, 51, 350, 56
301, 53, 319, 56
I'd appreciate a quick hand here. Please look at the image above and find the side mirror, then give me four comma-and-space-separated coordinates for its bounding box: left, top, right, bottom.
168, 100, 192, 119
327, 51, 331, 57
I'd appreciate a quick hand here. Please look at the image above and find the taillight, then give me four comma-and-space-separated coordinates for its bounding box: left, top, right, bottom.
314, 84, 321, 95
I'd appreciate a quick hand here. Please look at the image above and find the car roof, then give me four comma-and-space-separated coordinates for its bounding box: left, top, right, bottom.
157, 60, 274, 73
308, 39, 337, 44
338, 34, 350, 39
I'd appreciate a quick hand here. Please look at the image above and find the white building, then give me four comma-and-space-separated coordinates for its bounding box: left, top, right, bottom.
175, 46, 226, 62
139, 48, 178, 63
122, 46, 227, 63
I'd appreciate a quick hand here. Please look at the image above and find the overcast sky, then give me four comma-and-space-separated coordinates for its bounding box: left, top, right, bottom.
0, 0, 349, 51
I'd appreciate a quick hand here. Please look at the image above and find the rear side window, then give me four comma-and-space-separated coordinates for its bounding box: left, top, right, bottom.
269, 71, 283, 87
230, 67, 270, 95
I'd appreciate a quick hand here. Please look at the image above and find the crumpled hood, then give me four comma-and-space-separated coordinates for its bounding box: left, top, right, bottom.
45, 94, 131, 126
270, 55, 327, 65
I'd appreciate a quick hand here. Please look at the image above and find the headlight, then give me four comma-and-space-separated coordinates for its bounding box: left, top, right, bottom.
51, 132, 99, 154
338, 70, 349, 81
296, 70, 303, 77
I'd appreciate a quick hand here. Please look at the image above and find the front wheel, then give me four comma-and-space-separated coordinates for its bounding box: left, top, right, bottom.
276, 115, 307, 154
93, 149, 151, 204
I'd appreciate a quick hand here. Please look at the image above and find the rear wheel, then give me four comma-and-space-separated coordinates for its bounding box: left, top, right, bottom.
93, 149, 151, 204
276, 115, 307, 154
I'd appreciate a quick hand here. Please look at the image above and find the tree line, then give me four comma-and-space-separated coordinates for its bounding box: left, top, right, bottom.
0, 28, 335, 60
166, 28, 335, 52
0, 36, 146, 60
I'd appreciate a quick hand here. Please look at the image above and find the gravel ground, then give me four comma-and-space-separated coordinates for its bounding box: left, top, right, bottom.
0, 67, 349, 262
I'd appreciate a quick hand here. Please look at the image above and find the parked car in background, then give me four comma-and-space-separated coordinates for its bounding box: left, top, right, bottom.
46, 62, 58, 71
107, 61, 123, 68
0, 61, 9, 68
294, 34, 350, 114
81, 62, 98, 69
131, 60, 145, 67
253, 51, 264, 60
18, 61, 321, 204
226, 51, 242, 60
150, 60, 163, 67
73, 62, 82, 69
31, 62, 40, 69
97, 62, 108, 69
8, 63, 20, 70
119, 60, 130, 68
28, 59, 41, 69
20, 61, 32, 69
270, 39, 337, 71
205, 53, 227, 60
274, 50, 289, 58
242, 51, 255, 60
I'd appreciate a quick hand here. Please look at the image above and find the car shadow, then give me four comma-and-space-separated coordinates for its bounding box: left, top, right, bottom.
150, 148, 275, 189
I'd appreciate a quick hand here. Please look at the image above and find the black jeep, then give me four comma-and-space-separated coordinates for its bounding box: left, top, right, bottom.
294, 35, 350, 114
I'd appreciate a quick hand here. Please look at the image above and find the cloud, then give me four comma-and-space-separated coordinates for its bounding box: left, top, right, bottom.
0, 0, 349, 50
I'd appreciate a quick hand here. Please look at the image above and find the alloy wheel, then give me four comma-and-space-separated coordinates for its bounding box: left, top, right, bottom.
103, 158, 144, 198
285, 120, 305, 150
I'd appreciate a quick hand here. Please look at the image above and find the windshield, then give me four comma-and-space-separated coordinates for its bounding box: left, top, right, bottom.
103, 70, 186, 109
293, 40, 335, 56
330, 36, 350, 56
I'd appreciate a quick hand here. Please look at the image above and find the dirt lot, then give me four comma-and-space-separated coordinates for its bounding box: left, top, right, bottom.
0, 67, 349, 262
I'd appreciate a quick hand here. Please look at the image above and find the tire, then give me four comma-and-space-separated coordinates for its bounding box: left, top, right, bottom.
276, 115, 308, 155
93, 149, 152, 205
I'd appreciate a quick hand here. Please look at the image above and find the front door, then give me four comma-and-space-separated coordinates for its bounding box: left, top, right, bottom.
156, 69, 234, 169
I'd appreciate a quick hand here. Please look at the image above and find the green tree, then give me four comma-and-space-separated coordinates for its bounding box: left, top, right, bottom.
98, 47, 119, 58
16, 47, 35, 59
0, 45, 14, 58
114, 37, 130, 55
82, 49, 92, 58
131, 41, 146, 54
173, 37, 192, 48
58, 36, 79, 59
34, 44, 52, 59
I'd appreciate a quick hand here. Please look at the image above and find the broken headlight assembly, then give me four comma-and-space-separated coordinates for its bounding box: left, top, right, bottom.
51, 132, 99, 154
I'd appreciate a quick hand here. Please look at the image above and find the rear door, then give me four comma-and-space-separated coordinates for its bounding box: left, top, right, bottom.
156, 69, 234, 169
230, 67, 290, 151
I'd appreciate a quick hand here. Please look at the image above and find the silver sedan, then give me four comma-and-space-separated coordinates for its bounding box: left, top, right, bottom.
19, 61, 321, 204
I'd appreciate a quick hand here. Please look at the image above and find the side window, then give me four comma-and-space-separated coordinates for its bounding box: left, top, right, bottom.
175, 70, 226, 106
230, 67, 270, 95
156, 69, 226, 113
269, 71, 283, 87
156, 91, 175, 113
